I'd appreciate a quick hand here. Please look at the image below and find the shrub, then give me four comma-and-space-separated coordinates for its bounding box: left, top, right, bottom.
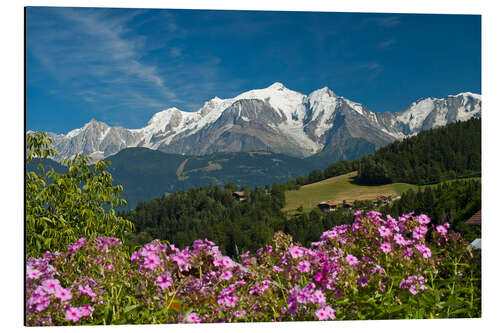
26, 132, 134, 257
25, 211, 480, 325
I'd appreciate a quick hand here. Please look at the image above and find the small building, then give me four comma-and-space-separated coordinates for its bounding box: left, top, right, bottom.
343, 201, 353, 211
465, 210, 481, 226
374, 195, 391, 205
318, 201, 337, 213
232, 191, 246, 201
468, 238, 481, 250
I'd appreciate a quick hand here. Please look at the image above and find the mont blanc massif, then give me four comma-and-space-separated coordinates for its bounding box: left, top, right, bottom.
35, 83, 481, 207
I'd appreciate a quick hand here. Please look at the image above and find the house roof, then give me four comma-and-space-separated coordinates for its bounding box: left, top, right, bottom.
466, 210, 481, 225
468, 238, 481, 250
318, 200, 336, 207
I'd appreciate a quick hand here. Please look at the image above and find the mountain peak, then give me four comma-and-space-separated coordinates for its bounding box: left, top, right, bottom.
86, 118, 109, 127
448, 92, 481, 99
308, 86, 337, 103
65, 119, 108, 138
317, 86, 336, 97
146, 107, 183, 125
267, 82, 286, 90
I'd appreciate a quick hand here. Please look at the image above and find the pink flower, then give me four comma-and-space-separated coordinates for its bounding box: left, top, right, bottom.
418, 214, 431, 224
185, 312, 201, 323
412, 225, 428, 240
171, 254, 191, 271
394, 233, 405, 245
289, 246, 304, 258
415, 244, 432, 258
144, 254, 161, 270
65, 307, 82, 323
356, 276, 369, 287
220, 270, 233, 281
41, 279, 61, 294
380, 242, 392, 253
27, 267, 42, 280
217, 294, 238, 307
34, 296, 50, 312
221, 256, 233, 268
436, 225, 447, 236
30, 286, 46, 301
404, 247, 413, 259
186, 312, 201, 324
315, 306, 336, 320
298, 260, 311, 273
54, 286, 72, 302
313, 290, 326, 306
78, 285, 96, 301
400, 275, 428, 295
345, 254, 359, 266
378, 225, 392, 238
233, 310, 246, 318
156, 273, 173, 290
324, 306, 336, 319
78, 305, 94, 317
443, 222, 450, 228
315, 308, 328, 320
273, 265, 284, 272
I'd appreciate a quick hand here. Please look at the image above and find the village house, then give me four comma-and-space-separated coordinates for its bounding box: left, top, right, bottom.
466, 210, 481, 250
374, 195, 391, 205
343, 201, 353, 211
466, 209, 481, 226
232, 191, 246, 201
317, 201, 337, 213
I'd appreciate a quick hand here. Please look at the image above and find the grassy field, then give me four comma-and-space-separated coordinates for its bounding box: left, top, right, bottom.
284, 172, 481, 214
284, 171, 417, 213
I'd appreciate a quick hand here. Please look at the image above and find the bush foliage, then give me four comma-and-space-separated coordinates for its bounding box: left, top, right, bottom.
26, 132, 134, 257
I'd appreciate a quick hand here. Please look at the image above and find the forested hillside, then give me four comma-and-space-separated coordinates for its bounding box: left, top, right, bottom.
121, 177, 481, 255
295, 118, 480, 187
380, 179, 481, 240
356, 118, 481, 185
120, 183, 290, 256
102, 149, 314, 209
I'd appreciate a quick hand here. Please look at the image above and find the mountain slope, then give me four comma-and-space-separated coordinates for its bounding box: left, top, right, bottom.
105, 148, 315, 209
39, 83, 481, 163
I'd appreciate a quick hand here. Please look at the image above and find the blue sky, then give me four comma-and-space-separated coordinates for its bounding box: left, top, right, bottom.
26, 7, 481, 133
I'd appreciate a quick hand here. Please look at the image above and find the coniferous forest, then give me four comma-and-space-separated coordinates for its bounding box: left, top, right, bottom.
121, 178, 481, 255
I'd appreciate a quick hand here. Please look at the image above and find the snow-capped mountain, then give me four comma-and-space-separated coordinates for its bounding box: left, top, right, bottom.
39, 83, 481, 161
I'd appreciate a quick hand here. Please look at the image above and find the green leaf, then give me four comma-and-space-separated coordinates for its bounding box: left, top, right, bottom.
123, 304, 141, 314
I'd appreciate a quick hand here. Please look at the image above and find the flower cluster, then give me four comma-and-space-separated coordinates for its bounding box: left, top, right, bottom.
26, 211, 475, 326
399, 275, 428, 295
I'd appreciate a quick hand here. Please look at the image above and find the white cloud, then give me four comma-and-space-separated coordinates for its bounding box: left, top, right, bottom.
27, 8, 179, 115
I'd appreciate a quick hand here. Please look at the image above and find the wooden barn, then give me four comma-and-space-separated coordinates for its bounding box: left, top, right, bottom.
232, 191, 246, 201
343, 201, 353, 211
318, 201, 337, 213
466, 210, 481, 226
